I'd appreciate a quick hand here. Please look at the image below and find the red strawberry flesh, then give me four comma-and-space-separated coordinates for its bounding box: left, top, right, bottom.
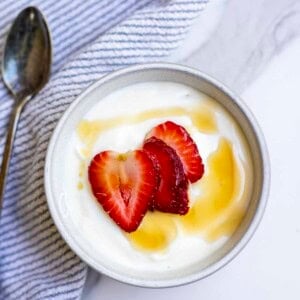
143, 137, 189, 215
147, 121, 204, 183
88, 150, 158, 232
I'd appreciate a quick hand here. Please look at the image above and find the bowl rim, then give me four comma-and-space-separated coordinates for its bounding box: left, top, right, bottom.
44, 62, 270, 288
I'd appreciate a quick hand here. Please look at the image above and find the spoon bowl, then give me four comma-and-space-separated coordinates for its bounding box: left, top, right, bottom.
2, 6, 51, 100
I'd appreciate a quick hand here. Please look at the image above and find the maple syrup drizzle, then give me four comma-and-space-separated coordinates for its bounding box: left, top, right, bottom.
77, 105, 217, 158
77, 104, 249, 251
179, 138, 246, 241
77, 182, 84, 190
127, 211, 177, 252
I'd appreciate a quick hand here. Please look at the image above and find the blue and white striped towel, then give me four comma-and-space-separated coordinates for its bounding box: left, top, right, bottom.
0, 0, 208, 298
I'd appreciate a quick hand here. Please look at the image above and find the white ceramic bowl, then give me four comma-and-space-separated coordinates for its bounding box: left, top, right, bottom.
44, 63, 270, 288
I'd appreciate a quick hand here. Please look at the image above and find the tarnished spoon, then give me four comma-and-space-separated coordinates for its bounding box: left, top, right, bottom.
0, 7, 51, 214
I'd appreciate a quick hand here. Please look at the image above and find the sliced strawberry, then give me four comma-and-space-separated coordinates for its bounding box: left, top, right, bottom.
143, 137, 189, 215
147, 121, 204, 183
145, 153, 161, 211
88, 150, 158, 232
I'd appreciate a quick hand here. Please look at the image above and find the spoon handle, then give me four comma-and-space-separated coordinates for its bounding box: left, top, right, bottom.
0, 99, 27, 214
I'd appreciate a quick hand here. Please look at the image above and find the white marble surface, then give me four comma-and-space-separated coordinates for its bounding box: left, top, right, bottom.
83, 0, 300, 298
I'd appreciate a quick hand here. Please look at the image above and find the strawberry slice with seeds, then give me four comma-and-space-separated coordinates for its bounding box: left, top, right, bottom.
88, 150, 158, 232
147, 121, 204, 183
143, 137, 189, 215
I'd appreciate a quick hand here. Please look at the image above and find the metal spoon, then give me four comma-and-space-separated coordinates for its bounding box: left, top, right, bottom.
0, 7, 51, 213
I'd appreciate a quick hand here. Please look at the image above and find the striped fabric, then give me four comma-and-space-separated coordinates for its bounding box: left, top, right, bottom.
0, 0, 208, 299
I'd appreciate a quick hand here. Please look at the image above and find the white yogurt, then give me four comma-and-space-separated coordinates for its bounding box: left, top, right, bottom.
63, 82, 253, 279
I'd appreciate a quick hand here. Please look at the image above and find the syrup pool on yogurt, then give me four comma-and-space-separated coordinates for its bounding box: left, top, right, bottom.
64, 81, 253, 278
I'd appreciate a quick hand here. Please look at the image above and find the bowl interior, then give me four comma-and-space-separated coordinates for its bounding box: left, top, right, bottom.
45, 64, 269, 287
